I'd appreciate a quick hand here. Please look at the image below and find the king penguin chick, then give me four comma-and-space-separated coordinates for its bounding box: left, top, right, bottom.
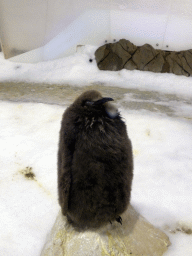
58, 90, 133, 228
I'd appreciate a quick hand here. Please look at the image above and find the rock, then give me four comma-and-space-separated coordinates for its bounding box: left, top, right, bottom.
41, 205, 170, 256
165, 50, 192, 77
95, 39, 137, 71
95, 39, 192, 77
118, 39, 137, 55
166, 52, 189, 77
95, 42, 130, 71
99, 51, 123, 71
95, 44, 122, 71
144, 52, 165, 73
124, 59, 137, 70
95, 45, 109, 65
132, 44, 164, 72
111, 42, 132, 67
182, 50, 192, 74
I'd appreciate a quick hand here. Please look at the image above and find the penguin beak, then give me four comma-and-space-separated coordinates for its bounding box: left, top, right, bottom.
93, 97, 114, 106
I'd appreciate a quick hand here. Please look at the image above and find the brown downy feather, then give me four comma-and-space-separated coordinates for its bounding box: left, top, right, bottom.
58, 90, 133, 228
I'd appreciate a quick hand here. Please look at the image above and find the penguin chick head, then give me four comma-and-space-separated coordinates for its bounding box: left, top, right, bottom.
73, 90, 118, 118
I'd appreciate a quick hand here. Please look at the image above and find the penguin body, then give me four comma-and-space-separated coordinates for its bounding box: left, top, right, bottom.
58, 90, 133, 228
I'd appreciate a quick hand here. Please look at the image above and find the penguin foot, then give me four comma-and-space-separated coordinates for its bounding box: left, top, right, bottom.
116, 216, 122, 225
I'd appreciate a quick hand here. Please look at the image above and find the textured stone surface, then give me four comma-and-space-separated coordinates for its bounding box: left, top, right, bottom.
41, 205, 170, 256
95, 39, 192, 77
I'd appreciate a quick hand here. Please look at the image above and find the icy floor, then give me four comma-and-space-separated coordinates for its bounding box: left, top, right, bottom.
0, 47, 192, 255
0, 101, 192, 256
1, 47, 192, 100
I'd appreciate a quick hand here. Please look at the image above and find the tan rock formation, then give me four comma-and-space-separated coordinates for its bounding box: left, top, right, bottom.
41, 205, 170, 256
95, 39, 192, 77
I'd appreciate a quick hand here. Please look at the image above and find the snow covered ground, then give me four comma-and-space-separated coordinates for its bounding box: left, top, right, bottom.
0, 47, 192, 255
1, 46, 192, 100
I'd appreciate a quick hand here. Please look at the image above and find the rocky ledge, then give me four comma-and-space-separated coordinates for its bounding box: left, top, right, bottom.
95, 39, 192, 77
41, 205, 170, 256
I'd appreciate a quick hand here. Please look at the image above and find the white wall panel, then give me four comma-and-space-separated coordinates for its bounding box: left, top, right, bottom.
43, 9, 110, 60
110, 0, 171, 49
1, 0, 192, 62
162, 0, 192, 50
110, 11, 168, 49
0, 0, 48, 58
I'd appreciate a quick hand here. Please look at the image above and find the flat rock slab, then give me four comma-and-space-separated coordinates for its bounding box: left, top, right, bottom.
41, 205, 170, 256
